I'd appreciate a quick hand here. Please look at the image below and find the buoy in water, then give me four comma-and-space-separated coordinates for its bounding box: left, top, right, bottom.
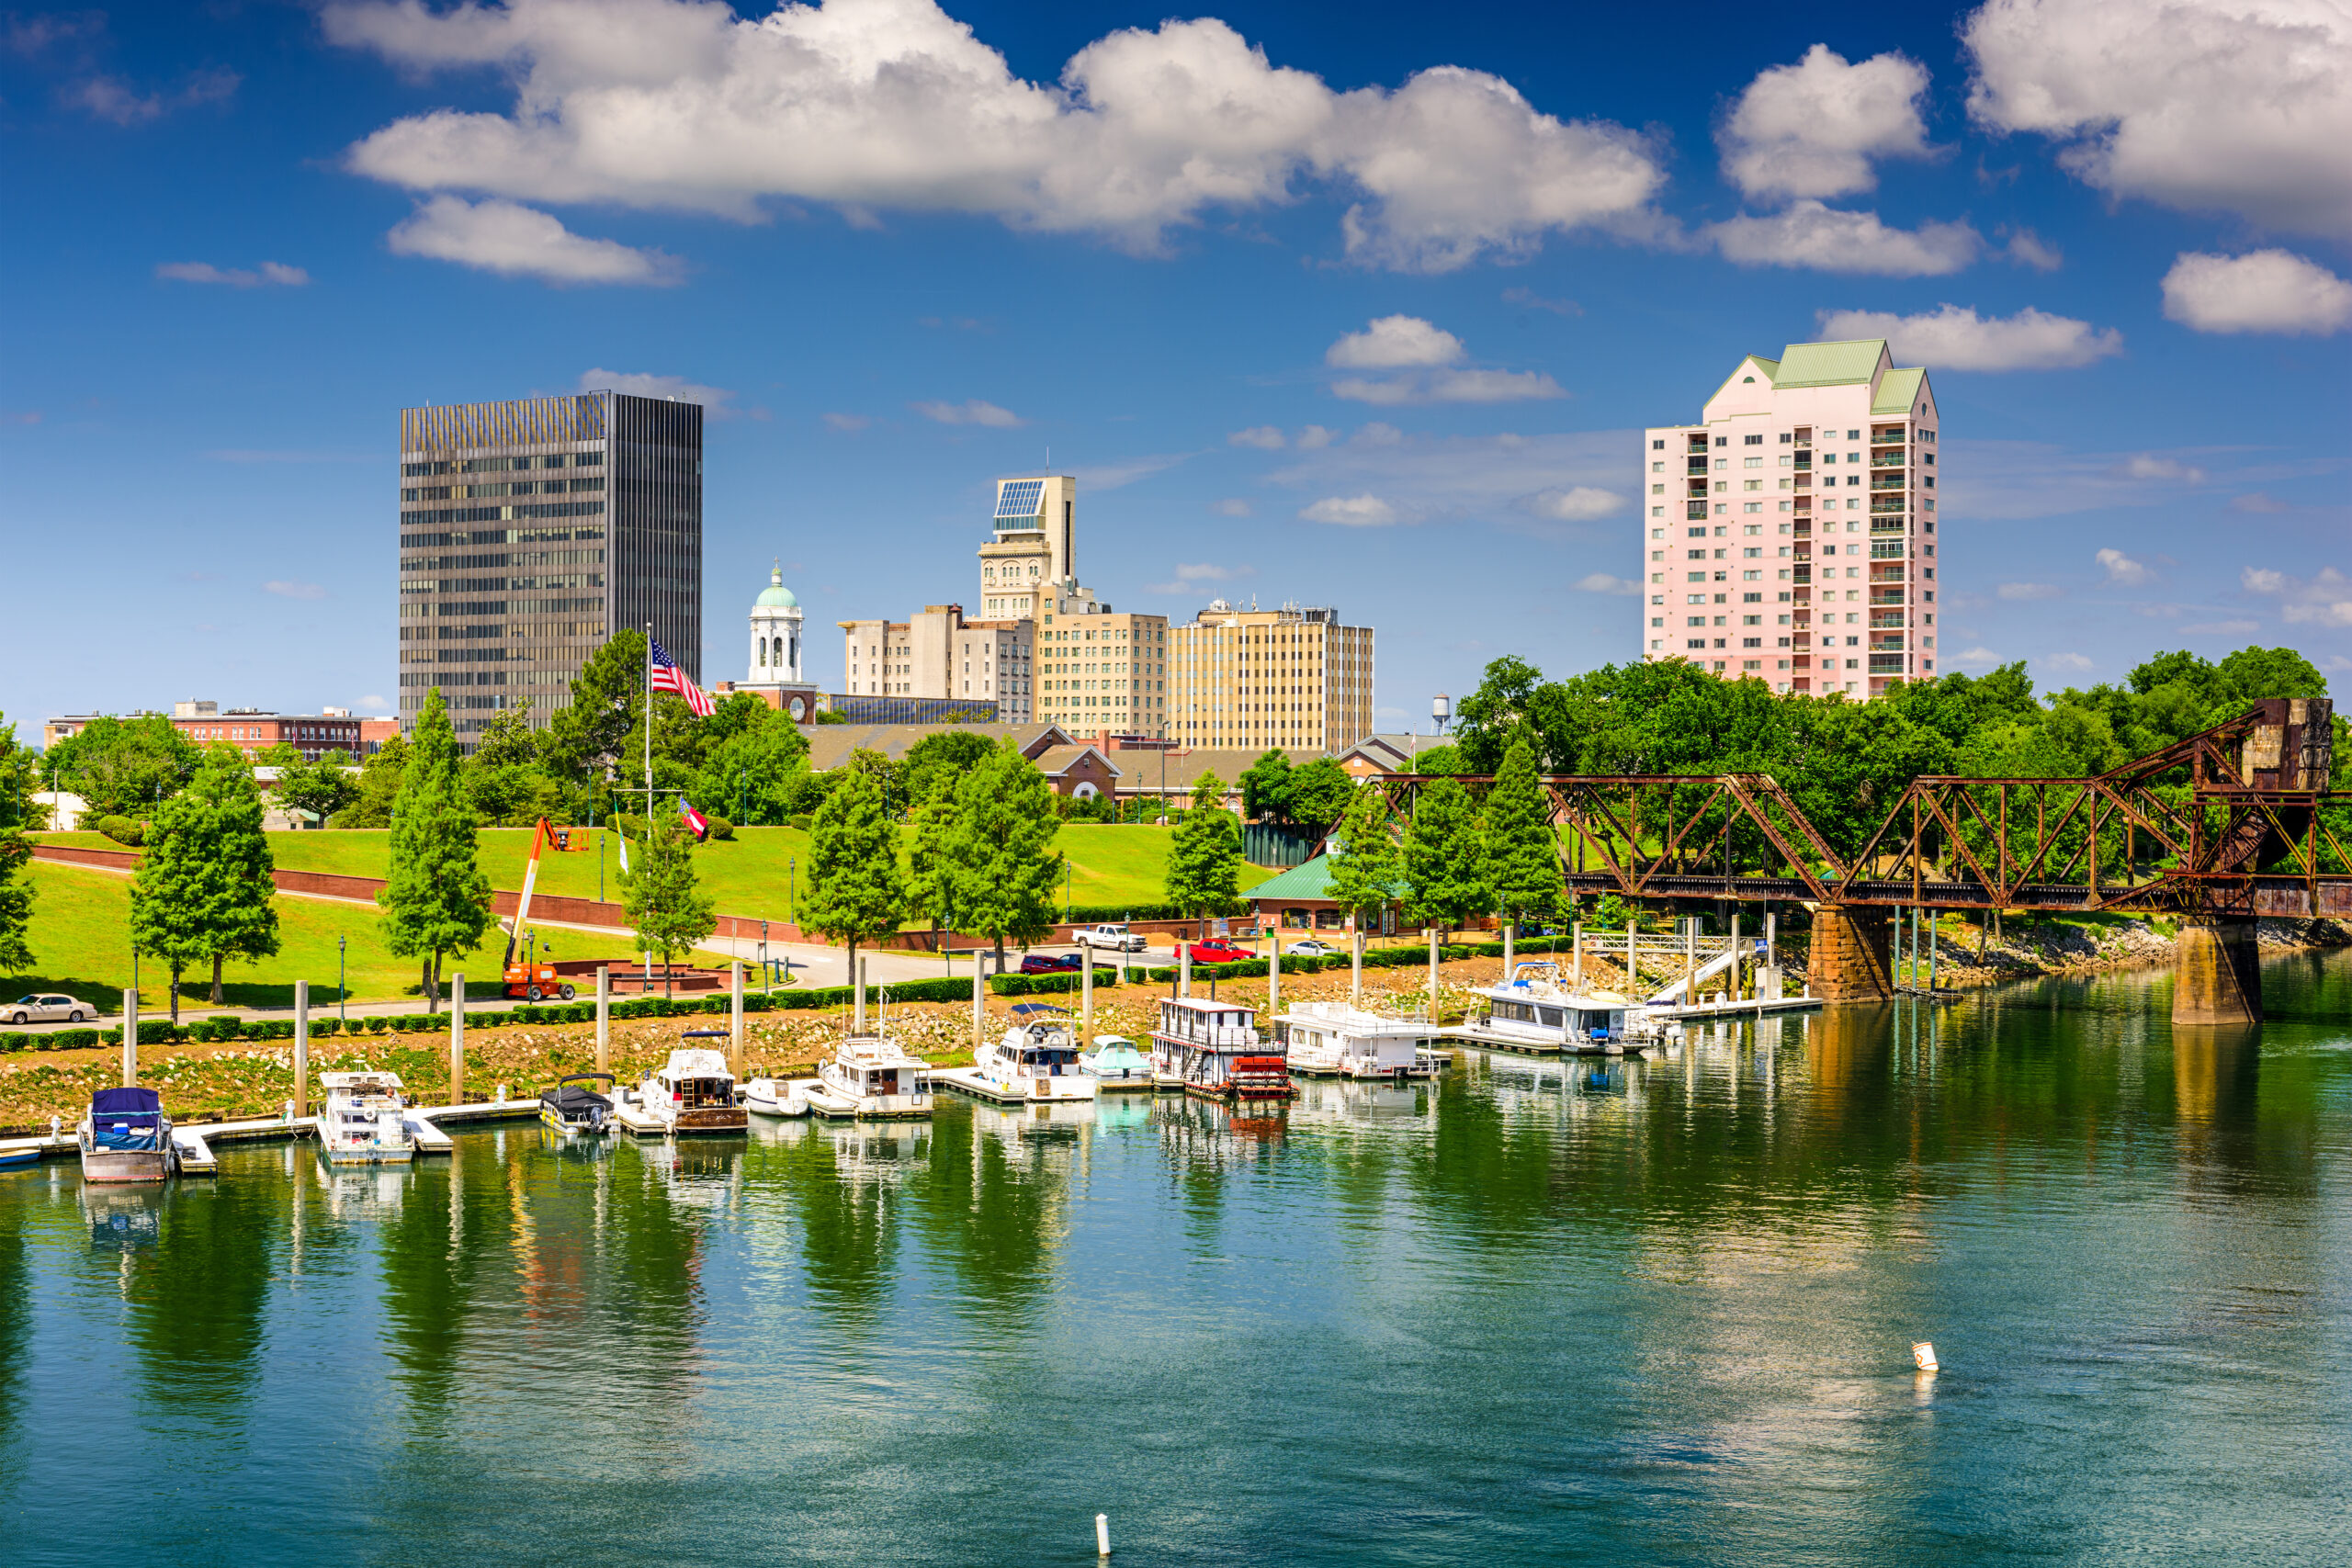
1096, 1513, 1111, 1557
1912, 1340, 1939, 1372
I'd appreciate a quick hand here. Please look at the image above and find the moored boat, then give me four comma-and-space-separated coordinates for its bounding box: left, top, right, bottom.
538, 1072, 616, 1134
1079, 1034, 1153, 1088
743, 1076, 811, 1117
971, 1005, 1096, 1103
807, 1032, 932, 1120
632, 1048, 749, 1136
1457, 963, 1664, 1055
1148, 997, 1292, 1101
79, 1087, 176, 1183
1273, 1000, 1437, 1079
316, 1071, 415, 1164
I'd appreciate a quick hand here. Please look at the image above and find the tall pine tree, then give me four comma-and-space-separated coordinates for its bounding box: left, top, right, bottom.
0, 713, 38, 976
1163, 768, 1241, 927
1325, 784, 1402, 931
905, 773, 966, 963
799, 765, 904, 991
129, 741, 280, 1016
1403, 776, 1490, 940
624, 811, 718, 997
954, 742, 1065, 970
379, 689, 493, 1010
1484, 739, 1560, 930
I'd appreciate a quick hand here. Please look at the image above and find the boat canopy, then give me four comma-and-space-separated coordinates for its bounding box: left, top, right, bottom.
1010, 1003, 1069, 1017
542, 1080, 613, 1115
661, 1048, 733, 1081
91, 1087, 161, 1121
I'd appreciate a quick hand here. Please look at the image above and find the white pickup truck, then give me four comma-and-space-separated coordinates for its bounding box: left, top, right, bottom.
1072, 922, 1148, 953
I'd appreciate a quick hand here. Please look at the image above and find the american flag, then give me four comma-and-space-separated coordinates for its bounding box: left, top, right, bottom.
649, 637, 715, 717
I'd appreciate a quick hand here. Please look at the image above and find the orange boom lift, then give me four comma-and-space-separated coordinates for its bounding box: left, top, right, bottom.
502, 818, 589, 1002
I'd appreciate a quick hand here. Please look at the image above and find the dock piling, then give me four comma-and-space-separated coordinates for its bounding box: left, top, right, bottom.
121, 986, 137, 1089
1096, 1514, 1111, 1557
1572, 923, 1583, 989
450, 973, 466, 1104
730, 963, 744, 1079
971, 950, 985, 1047
1502, 922, 1513, 977
1266, 926, 1279, 1018
1351, 921, 1363, 1010
1426, 927, 1438, 1019
294, 980, 309, 1121
595, 965, 611, 1075
1081, 945, 1094, 1042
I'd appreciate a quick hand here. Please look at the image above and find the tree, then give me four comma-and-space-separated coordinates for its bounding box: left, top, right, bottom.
1325, 784, 1402, 931
798, 766, 904, 991
904, 773, 966, 959
901, 729, 995, 806
1485, 739, 1558, 929
693, 704, 810, 826
0, 714, 36, 975
622, 812, 718, 997
333, 734, 407, 828
954, 743, 1065, 969
546, 629, 647, 779
1283, 757, 1356, 840
1163, 768, 1241, 922
129, 742, 280, 1016
1238, 749, 1294, 821
1403, 776, 1489, 939
1409, 743, 1465, 775
275, 750, 359, 823
43, 713, 201, 820
378, 690, 492, 1010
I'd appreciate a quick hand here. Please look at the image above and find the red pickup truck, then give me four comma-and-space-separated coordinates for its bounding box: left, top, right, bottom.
1183, 941, 1251, 966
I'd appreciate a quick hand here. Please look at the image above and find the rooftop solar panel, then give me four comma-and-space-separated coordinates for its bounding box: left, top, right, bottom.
994, 479, 1045, 519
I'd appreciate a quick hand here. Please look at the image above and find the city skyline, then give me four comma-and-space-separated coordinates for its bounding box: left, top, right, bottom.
4, 0, 2346, 739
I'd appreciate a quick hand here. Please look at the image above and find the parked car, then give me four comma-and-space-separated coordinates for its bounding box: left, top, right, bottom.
1073, 922, 1148, 953
1184, 941, 1250, 966
1283, 939, 1338, 957
1019, 953, 1084, 975
6, 994, 94, 1025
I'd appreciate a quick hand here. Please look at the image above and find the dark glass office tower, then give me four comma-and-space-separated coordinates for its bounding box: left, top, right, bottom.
397, 390, 702, 745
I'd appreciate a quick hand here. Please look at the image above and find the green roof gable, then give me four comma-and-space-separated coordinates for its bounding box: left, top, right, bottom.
1244, 853, 1337, 901
1871, 366, 1928, 416
1708, 355, 1782, 404
1772, 338, 1890, 389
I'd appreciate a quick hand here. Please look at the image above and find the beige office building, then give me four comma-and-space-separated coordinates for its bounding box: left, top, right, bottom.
839, 604, 1035, 721
978, 474, 1076, 620
1170, 600, 1373, 752
1034, 583, 1170, 738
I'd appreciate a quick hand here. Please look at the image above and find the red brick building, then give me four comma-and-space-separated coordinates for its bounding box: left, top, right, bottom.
44, 702, 398, 760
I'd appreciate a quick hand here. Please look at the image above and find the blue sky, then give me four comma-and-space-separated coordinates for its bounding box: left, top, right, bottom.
5, 0, 2347, 739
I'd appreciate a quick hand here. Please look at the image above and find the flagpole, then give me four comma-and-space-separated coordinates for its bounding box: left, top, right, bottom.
643, 620, 653, 807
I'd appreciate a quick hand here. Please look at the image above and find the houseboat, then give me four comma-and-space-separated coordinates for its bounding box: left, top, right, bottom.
1457, 963, 1665, 1055
1148, 997, 1291, 1102
315, 1071, 416, 1165
79, 1087, 176, 1183
539, 1072, 616, 1135
629, 1048, 749, 1136
1273, 1001, 1440, 1080
805, 1032, 933, 1120
967, 1005, 1098, 1104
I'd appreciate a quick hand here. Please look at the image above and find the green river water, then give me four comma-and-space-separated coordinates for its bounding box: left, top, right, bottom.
3, 949, 2347, 1565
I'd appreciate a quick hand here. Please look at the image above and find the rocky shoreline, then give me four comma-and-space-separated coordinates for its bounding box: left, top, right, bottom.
1792, 915, 2352, 990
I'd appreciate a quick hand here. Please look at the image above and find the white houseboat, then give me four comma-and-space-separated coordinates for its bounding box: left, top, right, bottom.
1148, 997, 1291, 1102
79, 1087, 177, 1183
627, 1048, 749, 1136
316, 1071, 416, 1165
1273, 1001, 1440, 1080
804, 1032, 933, 1120
1457, 963, 1665, 1055
968, 1005, 1098, 1104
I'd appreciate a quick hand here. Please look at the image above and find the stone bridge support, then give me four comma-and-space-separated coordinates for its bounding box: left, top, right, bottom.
1810, 905, 1894, 1003
2173, 917, 2261, 1025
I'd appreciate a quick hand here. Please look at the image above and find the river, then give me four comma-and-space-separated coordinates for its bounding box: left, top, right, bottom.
3, 950, 2346, 1565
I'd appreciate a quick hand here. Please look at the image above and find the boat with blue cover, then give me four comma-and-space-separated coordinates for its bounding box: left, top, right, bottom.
79, 1087, 176, 1183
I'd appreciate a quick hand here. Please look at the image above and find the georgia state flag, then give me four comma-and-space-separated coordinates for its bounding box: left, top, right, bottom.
680, 797, 709, 841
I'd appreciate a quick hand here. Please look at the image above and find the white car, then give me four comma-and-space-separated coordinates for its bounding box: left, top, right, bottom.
1284, 940, 1339, 957
6, 993, 95, 1025
1073, 923, 1148, 953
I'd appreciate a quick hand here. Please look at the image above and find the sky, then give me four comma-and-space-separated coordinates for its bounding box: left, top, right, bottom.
4, 0, 2348, 741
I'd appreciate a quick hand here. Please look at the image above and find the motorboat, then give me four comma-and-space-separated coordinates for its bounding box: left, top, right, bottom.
538, 1072, 616, 1135
316, 1071, 415, 1164
743, 1075, 811, 1117
1459, 962, 1666, 1055
631, 1048, 749, 1136
972, 1005, 1097, 1104
1148, 997, 1291, 1102
1274, 1000, 1437, 1079
79, 1087, 176, 1183
1079, 1034, 1153, 1087
806, 1032, 932, 1120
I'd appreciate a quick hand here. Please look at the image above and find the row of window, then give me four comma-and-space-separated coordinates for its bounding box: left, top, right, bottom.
401, 452, 605, 478
399, 501, 607, 526
401, 478, 605, 502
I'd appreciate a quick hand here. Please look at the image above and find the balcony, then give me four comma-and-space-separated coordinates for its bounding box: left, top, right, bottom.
1687, 458, 1708, 475
1870, 540, 1905, 560
1686, 502, 1708, 521
1791, 566, 1811, 585
1871, 613, 1905, 629
1871, 475, 1906, 491
1869, 654, 1906, 674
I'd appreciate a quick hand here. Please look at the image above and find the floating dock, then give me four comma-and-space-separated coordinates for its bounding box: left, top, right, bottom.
1654, 994, 1825, 1022
925, 1066, 1103, 1107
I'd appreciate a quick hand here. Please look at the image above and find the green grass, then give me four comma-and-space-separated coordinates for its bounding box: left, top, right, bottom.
6, 861, 729, 1013
34, 821, 1278, 923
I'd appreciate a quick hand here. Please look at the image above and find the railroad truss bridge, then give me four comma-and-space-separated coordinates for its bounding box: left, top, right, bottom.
1371, 699, 2341, 1025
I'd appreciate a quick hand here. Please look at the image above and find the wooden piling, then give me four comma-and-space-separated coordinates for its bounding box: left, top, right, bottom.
449, 973, 466, 1103
595, 965, 610, 1075
294, 979, 309, 1120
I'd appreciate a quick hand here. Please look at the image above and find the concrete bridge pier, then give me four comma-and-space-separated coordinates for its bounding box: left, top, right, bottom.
1810, 905, 1894, 1002
2173, 917, 2262, 1025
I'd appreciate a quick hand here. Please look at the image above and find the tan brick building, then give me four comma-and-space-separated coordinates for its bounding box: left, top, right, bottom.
838, 604, 1035, 722
1170, 600, 1373, 753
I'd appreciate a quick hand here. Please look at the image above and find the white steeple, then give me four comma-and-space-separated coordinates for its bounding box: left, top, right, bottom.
750, 561, 803, 685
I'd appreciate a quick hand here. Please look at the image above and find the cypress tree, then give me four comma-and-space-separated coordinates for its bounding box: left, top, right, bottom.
799, 766, 904, 992
1325, 784, 1402, 931
905, 774, 965, 962
955, 742, 1065, 970
1485, 739, 1560, 930
1403, 776, 1490, 941
624, 811, 718, 997
0, 713, 34, 975
1162, 768, 1241, 926
378, 689, 493, 1010
129, 741, 280, 1017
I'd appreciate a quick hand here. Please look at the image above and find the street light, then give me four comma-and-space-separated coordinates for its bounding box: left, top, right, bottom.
337, 934, 346, 1026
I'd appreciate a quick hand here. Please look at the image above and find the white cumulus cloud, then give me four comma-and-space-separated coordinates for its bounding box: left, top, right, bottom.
1327, 314, 1463, 367
1300, 493, 1401, 525
1573, 571, 1641, 595
1719, 44, 1932, 200
388, 194, 678, 283
581, 367, 732, 409
155, 260, 309, 287
1815, 303, 2122, 369
1325, 315, 1561, 403
2161, 250, 2352, 335
2243, 564, 2352, 626
2096, 547, 2154, 586
1521, 486, 1624, 523
1228, 425, 1286, 449
911, 398, 1022, 426
326, 0, 1663, 274
1963, 0, 2352, 238
1295, 425, 1338, 448
2044, 651, 2094, 673
1710, 200, 1979, 276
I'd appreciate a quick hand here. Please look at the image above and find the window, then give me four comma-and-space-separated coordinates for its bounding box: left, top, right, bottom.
1651, 439, 1664, 450
1715, 436, 1729, 446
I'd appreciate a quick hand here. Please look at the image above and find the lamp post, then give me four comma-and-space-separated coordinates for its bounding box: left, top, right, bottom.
337, 934, 346, 1026
788, 855, 797, 929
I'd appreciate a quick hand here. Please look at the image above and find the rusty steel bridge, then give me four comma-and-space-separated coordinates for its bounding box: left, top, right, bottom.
1371, 698, 2346, 922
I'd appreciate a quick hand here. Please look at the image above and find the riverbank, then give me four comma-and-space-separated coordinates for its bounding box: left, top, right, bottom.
1887, 913, 2352, 989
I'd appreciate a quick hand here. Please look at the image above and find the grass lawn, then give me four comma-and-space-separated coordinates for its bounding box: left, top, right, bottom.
35, 820, 1278, 922
6, 861, 731, 1014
